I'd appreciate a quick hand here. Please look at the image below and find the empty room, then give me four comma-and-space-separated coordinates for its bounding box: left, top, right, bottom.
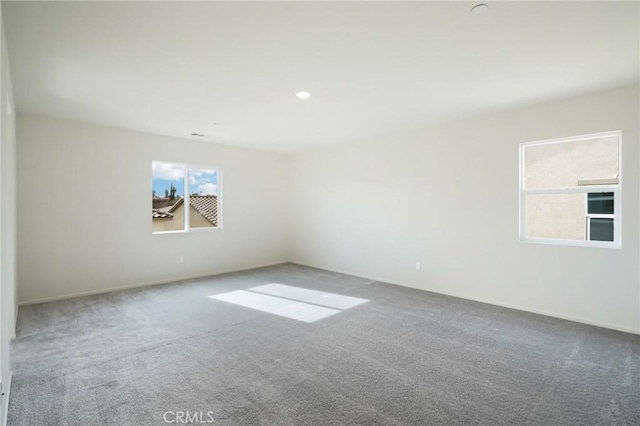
0, 1, 638, 425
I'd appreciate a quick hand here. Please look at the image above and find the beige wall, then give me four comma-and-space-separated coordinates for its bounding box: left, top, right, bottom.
526, 193, 586, 240
152, 204, 185, 233
524, 136, 619, 189
190, 206, 215, 228
524, 136, 618, 240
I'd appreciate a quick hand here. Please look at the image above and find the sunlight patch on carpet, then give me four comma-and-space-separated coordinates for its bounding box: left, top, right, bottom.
209, 290, 340, 322
250, 283, 368, 310
210, 284, 368, 322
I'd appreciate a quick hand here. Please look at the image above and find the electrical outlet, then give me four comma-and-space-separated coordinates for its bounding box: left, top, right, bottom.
416, 262, 421, 271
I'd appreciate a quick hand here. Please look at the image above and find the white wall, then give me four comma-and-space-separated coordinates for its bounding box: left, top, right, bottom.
290, 85, 640, 334
17, 114, 289, 304
0, 3, 17, 424
15, 86, 640, 335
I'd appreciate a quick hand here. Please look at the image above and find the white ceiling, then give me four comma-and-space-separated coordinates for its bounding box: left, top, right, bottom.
4, 1, 639, 153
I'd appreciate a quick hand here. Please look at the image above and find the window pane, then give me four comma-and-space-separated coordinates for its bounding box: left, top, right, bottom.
589, 218, 614, 242
525, 193, 586, 240
588, 192, 614, 215
524, 136, 618, 189
187, 167, 218, 228
152, 162, 185, 232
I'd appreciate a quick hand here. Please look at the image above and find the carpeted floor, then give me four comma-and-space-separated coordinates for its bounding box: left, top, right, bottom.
8, 263, 640, 425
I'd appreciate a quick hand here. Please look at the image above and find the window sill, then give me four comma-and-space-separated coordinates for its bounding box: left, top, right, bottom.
520, 237, 621, 249
152, 227, 222, 235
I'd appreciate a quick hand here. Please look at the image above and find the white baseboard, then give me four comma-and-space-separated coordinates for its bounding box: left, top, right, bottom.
1, 371, 11, 426
17, 259, 639, 335
19, 261, 288, 306
290, 260, 640, 335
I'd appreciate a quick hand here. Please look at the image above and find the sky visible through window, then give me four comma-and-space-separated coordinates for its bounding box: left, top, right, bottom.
152, 163, 218, 198
188, 168, 218, 196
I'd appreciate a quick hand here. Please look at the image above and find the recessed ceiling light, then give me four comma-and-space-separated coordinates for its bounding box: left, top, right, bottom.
471, 4, 489, 15
296, 91, 311, 100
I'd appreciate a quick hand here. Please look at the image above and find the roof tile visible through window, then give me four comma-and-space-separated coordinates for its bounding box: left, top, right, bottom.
152, 209, 174, 219
189, 195, 218, 226
167, 195, 218, 226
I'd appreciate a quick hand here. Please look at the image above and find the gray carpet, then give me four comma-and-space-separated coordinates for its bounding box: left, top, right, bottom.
8, 263, 640, 425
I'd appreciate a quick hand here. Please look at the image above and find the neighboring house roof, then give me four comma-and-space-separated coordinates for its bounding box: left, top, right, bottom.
188, 195, 218, 225
166, 195, 218, 226
152, 209, 174, 220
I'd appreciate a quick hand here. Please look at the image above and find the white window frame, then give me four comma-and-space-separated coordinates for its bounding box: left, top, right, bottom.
152, 161, 223, 234
519, 131, 622, 249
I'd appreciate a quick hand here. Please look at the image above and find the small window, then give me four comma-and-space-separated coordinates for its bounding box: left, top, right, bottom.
152, 161, 221, 233
587, 192, 614, 242
519, 132, 621, 248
